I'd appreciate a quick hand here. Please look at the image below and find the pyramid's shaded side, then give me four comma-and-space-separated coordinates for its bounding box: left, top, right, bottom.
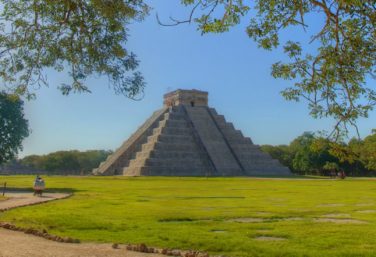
94, 91, 291, 176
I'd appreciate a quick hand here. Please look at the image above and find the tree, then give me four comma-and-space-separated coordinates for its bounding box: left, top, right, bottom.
261, 144, 294, 170
261, 130, 375, 176
323, 162, 339, 172
261, 132, 350, 175
289, 132, 317, 174
161, 1, 376, 139
0, 0, 149, 99
0, 92, 29, 164
41, 151, 81, 174
358, 131, 376, 171
20, 149, 112, 175
0, 1, 374, 138
0, 1, 149, 161
76, 150, 112, 174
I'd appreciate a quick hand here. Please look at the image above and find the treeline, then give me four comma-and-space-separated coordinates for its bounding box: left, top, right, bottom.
261, 131, 376, 176
7, 131, 376, 176
19, 150, 112, 175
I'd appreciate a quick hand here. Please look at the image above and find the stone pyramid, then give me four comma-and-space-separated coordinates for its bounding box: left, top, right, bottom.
93, 89, 291, 176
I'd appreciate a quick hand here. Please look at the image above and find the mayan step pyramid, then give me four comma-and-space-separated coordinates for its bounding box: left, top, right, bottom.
93, 89, 291, 176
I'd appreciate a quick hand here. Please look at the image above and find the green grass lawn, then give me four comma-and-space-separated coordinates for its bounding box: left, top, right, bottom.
1, 176, 376, 257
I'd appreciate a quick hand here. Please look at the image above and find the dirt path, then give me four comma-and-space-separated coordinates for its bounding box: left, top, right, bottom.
0, 192, 70, 211
0, 192, 163, 257
0, 228, 164, 257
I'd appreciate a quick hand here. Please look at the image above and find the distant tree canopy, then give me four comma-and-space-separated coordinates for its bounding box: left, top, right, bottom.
0, 0, 148, 161
0, 92, 29, 164
261, 130, 376, 176
1, 2, 374, 115
0, 1, 374, 140
4, 133, 376, 176
0, 0, 148, 99
163, 1, 376, 138
20, 150, 112, 175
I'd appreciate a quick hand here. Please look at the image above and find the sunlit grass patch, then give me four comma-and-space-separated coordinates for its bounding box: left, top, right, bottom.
1, 176, 376, 257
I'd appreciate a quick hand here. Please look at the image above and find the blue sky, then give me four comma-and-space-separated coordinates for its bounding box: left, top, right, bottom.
20, 2, 375, 157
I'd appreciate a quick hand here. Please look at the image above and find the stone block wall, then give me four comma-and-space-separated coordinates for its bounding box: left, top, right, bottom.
94, 89, 291, 176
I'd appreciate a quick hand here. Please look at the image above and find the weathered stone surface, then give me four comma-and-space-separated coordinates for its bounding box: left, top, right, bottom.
93, 89, 291, 176
93, 108, 168, 176
164, 89, 208, 107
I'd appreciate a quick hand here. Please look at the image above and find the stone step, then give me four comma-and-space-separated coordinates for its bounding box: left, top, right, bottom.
159, 119, 189, 128
185, 111, 211, 118
153, 142, 198, 151
244, 166, 291, 176
128, 158, 146, 167
223, 136, 246, 143
127, 160, 143, 168
209, 167, 246, 176
136, 150, 204, 159
145, 158, 204, 167
208, 108, 218, 115
220, 128, 243, 136
226, 139, 252, 145
149, 150, 204, 159
129, 155, 204, 167
164, 112, 186, 120
124, 166, 213, 176
153, 126, 192, 136
141, 141, 199, 152
169, 106, 184, 112
147, 134, 194, 144
123, 166, 142, 176
185, 106, 242, 173
217, 122, 235, 130
97, 108, 167, 175
230, 144, 262, 151
97, 161, 105, 168
145, 133, 163, 144
240, 159, 281, 166
213, 114, 225, 123
135, 151, 150, 159
145, 135, 159, 145
238, 152, 275, 159
208, 109, 256, 146
237, 152, 270, 158
126, 161, 289, 176
244, 137, 253, 144
141, 142, 157, 152
225, 138, 254, 145
240, 162, 288, 171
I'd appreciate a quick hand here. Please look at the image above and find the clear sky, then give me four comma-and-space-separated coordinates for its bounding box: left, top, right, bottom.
19, 2, 375, 157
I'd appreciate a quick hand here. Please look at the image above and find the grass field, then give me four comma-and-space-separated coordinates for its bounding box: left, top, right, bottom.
1, 176, 376, 257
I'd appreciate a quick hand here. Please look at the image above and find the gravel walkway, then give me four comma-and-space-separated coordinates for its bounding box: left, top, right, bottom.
0, 192, 163, 257
0, 228, 163, 257
0, 192, 69, 211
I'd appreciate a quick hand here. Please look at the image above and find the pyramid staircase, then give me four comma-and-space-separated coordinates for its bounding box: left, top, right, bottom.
93, 108, 168, 175
94, 95, 290, 176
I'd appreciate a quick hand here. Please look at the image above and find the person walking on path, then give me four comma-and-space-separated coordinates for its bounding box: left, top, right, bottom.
33, 176, 45, 196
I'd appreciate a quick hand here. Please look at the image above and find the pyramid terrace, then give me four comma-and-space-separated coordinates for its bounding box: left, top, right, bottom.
93, 89, 290, 176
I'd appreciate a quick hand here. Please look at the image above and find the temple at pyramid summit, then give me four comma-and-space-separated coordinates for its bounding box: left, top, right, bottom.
93, 89, 291, 176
